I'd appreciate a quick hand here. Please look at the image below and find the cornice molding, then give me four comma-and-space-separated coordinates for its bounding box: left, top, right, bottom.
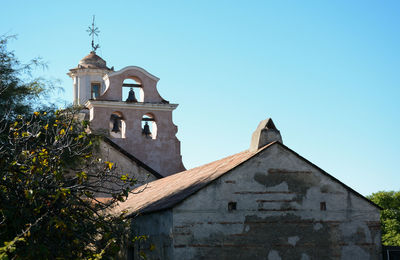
85, 100, 178, 111
67, 68, 111, 78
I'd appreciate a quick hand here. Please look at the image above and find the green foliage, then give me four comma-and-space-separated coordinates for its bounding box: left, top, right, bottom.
367, 191, 400, 246
0, 36, 137, 259
0, 109, 137, 259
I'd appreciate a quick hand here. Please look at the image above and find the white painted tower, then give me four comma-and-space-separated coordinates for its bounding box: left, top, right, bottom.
67, 51, 113, 105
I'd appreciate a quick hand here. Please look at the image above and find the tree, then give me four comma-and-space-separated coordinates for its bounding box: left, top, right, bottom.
368, 191, 400, 246
0, 36, 136, 259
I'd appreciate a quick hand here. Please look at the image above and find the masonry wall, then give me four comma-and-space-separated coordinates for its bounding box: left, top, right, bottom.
169, 144, 381, 260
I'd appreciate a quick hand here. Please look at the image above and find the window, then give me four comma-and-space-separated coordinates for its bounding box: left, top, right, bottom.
91, 83, 101, 99
320, 202, 326, 211
228, 202, 237, 212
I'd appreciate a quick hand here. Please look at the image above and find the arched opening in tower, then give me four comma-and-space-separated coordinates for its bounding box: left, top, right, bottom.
122, 78, 143, 102
109, 111, 126, 138
141, 113, 157, 139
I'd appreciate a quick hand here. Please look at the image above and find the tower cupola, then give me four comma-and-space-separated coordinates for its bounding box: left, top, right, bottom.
78, 51, 109, 70
67, 52, 112, 106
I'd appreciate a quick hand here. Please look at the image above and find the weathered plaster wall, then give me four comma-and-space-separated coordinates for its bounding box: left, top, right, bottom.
144, 144, 381, 260
130, 210, 174, 260
90, 105, 184, 176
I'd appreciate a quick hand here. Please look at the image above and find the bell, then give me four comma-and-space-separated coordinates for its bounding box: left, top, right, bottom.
111, 118, 120, 133
126, 88, 138, 102
142, 122, 151, 137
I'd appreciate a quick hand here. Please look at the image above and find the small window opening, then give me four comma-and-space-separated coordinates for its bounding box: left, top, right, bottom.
91, 83, 101, 99
141, 114, 157, 139
320, 202, 326, 211
228, 202, 237, 212
122, 78, 143, 102
109, 112, 126, 138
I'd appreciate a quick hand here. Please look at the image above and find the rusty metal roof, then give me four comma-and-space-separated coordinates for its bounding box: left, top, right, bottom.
113, 141, 381, 217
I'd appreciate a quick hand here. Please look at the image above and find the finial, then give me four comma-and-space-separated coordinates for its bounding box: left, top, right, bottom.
86, 15, 100, 52
249, 118, 282, 152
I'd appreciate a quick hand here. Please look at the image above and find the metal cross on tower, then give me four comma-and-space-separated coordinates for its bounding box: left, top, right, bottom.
87, 15, 100, 52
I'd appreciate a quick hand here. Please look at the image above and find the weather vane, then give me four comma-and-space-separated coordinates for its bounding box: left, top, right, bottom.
87, 15, 100, 52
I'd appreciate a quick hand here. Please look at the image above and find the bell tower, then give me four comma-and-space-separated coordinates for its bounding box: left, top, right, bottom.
68, 57, 186, 176
85, 66, 185, 176
68, 17, 185, 176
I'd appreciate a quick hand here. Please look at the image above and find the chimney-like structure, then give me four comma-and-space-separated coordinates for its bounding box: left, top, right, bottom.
249, 118, 282, 152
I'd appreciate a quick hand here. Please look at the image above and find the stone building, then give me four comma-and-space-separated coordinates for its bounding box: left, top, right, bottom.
114, 119, 382, 260
69, 52, 382, 259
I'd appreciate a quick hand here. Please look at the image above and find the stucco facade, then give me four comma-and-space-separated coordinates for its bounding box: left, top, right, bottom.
87, 100, 183, 176
129, 143, 381, 259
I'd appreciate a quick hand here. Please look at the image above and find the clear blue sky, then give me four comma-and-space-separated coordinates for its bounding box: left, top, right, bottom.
2, 1, 399, 196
